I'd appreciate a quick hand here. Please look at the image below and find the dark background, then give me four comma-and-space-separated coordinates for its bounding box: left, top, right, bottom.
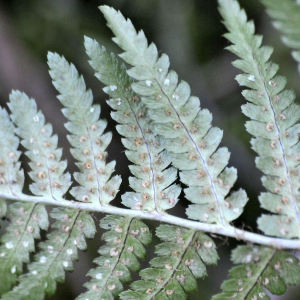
0, 0, 299, 299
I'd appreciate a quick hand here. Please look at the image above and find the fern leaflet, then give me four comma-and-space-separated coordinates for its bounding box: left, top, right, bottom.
219, 0, 300, 238
0, 107, 26, 293
0, 203, 48, 294
84, 36, 180, 212
261, 0, 300, 72
0, 89, 72, 294
8, 91, 71, 199
0, 107, 23, 196
120, 224, 218, 299
2, 208, 95, 300
100, 5, 248, 226
48, 52, 121, 205
77, 215, 151, 299
213, 245, 300, 299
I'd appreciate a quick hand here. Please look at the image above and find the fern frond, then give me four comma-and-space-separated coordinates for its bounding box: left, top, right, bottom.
0, 107, 26, 292
219, 0, 300, 238
120, 224, 218, 299
84, 37, 180, 212
0, 90, 72, 294
2, 51, 125, 298
213, 245, 300, 299
0, 203, 48, 294
2, 208, 95, 300
0, 107, 23, 196
8, 91, 72, 198
47, 52, 121, 205
77, 215, 151, 299
99, 5, 248, 225
260, 0, 300, 72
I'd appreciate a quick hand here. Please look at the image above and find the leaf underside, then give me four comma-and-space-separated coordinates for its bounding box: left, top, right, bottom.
213, 245, 300, 300
100, 4, 248, 226
0, 1, 300, 300
219, 0, 300, 238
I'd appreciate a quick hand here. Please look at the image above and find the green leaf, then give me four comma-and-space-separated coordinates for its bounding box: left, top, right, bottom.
48, 52, 121, 205
100, 5, 248, 225
219, 0, 300, 238
84, 37, 181, 212
8, 91, 71, 199
77, 215, 151, 299
213, 245, 300, 299
0, 203, 48, 295
1, 208, 95, 300
0, 107, 23, 196
261, 0, 300, 72
121, 225, 218, 299
2, 90, 74, 294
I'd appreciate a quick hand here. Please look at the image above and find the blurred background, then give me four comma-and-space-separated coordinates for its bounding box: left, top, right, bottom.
0, 0, 299, 299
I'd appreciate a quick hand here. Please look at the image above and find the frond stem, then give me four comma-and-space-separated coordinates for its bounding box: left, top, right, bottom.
2, 192, 300, 250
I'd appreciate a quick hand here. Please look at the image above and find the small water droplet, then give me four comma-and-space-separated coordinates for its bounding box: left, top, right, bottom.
96, 273, 103, 280
33, 149, 39, 155
33, 115, 40, 122
268, 80, 276, 87
39, 256, 47, 264
31, 270, 38, 275
109, 85, 118, 92
248, 74, 255, 82
67, 248, 73, 255
103, 85, 117, 93
11, 265, 16, 274
172, 93, 179, 100
47, 245, 54, 253
145, 80, 152, 87
233, 208, 240, 214
164, 78, 170, 86
23, 241, 29, 248
63, 261, 69, 268
5, 241, 14, 249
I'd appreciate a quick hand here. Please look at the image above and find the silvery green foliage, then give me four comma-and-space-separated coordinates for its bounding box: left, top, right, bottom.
213, 245, 300, 299
0, 0, 300, 299
78, 216, 151, 300
219, 0, 300, 239
100, 5, 248, 226
0, 91, 71, 294
48, 53, 122, 206
261, 0, 300, 73
0, 107, 23, 196
2, 208, 95, 300
120, 225, 218, 299
84, 37, 181, 212
84, 37, 222, 298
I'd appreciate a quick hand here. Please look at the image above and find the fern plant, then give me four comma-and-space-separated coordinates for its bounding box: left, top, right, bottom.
1, 0, 300, 299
